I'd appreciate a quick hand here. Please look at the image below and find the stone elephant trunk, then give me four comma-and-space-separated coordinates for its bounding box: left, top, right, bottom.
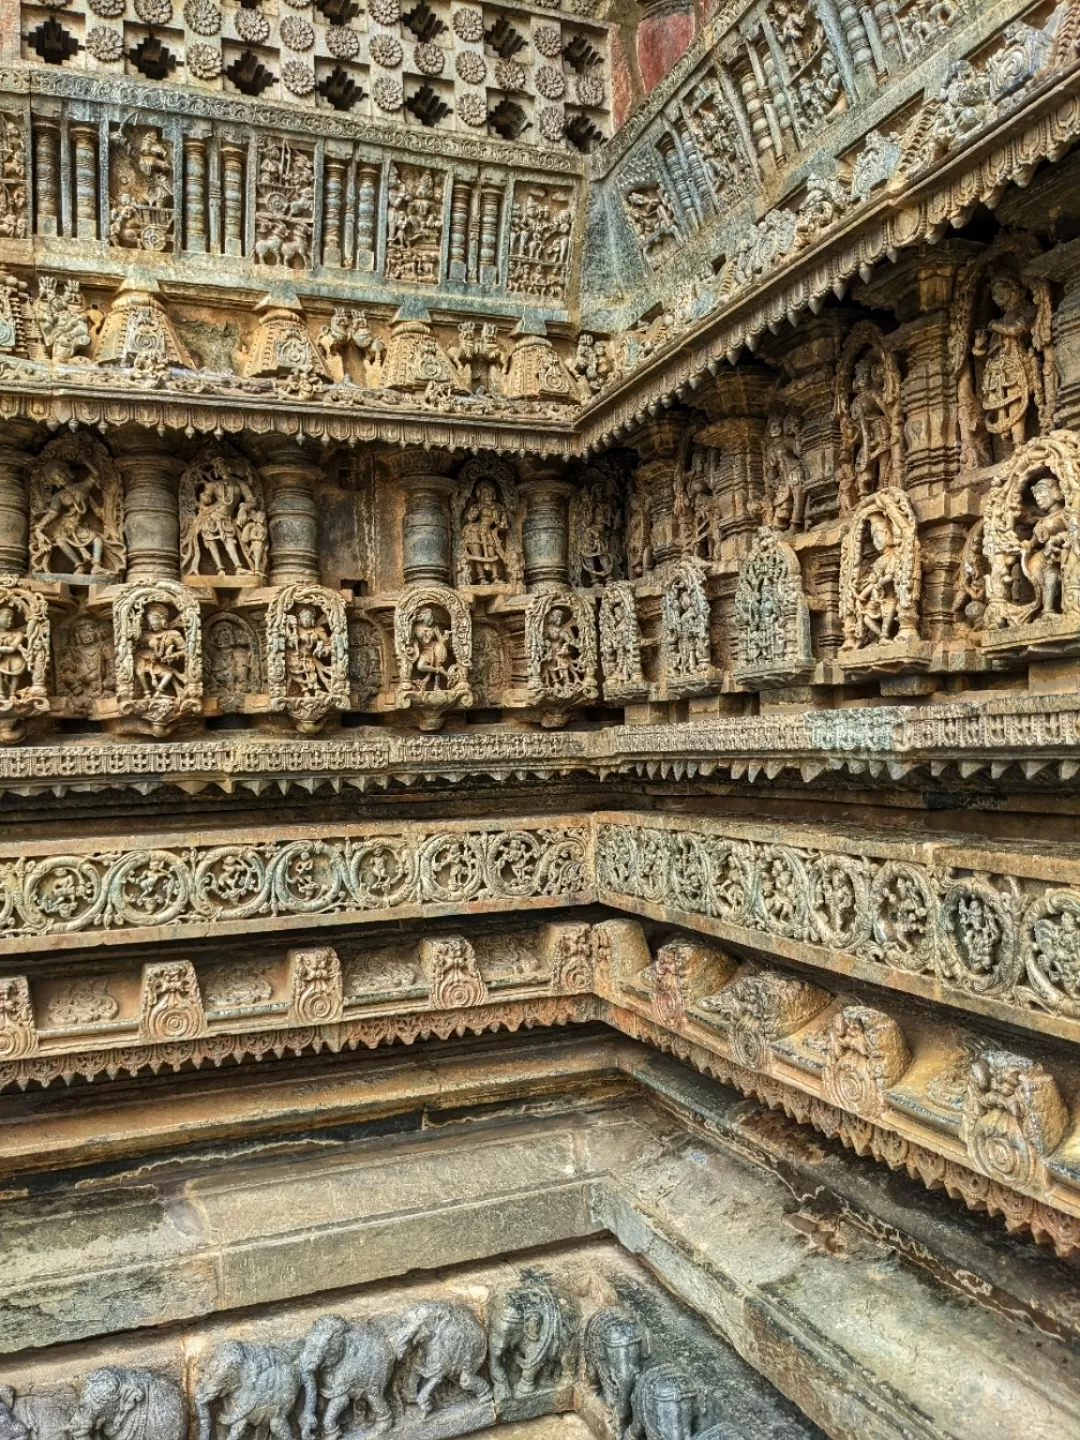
195, 1341, 300, 1440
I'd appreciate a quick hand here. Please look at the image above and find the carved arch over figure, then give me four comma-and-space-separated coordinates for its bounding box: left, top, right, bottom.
451, 457, 523, 590
733, 527, 813, 686
0, 577, 49, 741
267, 584, 350, 733
394, 585, 473, 727
835, 322, 905, 510
527, 590, 598, 709
839, 489, 921, 652
114, 581, 203, 735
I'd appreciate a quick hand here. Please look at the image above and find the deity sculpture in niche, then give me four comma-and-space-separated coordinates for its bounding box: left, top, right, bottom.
626, 476, 653, 579
761, 411, 808, 532
527, 591, 598, 711
674, 443, 720, 563
508, 187, 574, 302
267, 585, 350, 732
599, 582, 646, 702
661, 558, 712, 689
203, 612, 262, 709
452, 460, 521, 588
108, 124, 175, 252
569, 464, 624, 587
835, 324, 905, 511
0, 579, 49, 742
981, 430, 1080, 647
54, 609, 113, 711
950, 239, 1055, 471
385, 164, 444, 285
839, 490, 922, 656
114, 581, 202, 733
733, 527, 813, 686
394, 586, 473, 728
347, 615, 384, 705
180, 447, 268, 582
254, 139, 315, 270
623, 185, 679, 267
29, 434, 125, 580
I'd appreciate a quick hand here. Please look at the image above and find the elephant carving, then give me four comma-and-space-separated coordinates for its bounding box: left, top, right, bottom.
0, 1388, 27, 1440
70, 1368, 187, 1440
385, 1300, 491, 1416
195, 1340, 301, 1440
488, 1281, 576, 1401
299, 1315, 394, 1440
584, 1309, 648, 1438
627, 1365, 707, 1440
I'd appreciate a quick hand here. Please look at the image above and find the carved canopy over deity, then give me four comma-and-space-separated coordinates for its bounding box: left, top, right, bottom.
394, 586, 473, 728
950, 236, 1056, 471
267, 584, 350, 732
734, 527, 813, 685
839, 490, 922, 652
29, 434, 126, 580
114, 581, 203, 734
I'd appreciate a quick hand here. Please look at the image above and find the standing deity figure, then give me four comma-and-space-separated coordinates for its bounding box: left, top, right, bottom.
855, 515, 902, 644
0, 604, 28, 703
134, 602, 188, 699
661, 559, 711, 684
835, 324, 904, 510
180, 449, 268, 580
33, 461, 106, 574
761, 411, 807, 531
460, 481, 511, 585
286, 604, 334, 697
839, 491, 921, 652
409, 606, 454, 693
30, 436, 125, 579
973, 276, 1046, 453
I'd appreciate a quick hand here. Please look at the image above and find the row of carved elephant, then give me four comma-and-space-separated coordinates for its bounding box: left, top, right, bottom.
0, 1287, 723, 1440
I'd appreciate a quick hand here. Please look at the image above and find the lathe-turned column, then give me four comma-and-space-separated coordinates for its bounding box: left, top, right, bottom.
0, 422, 38, 576
113, 430, 182, 581
625, 418, 687, 572
695, 366, 774, 555
32, 120, 59, 238
518, 465, 572, 590
391, 449, 455, 587
259, 438, 322, 585
70, 123, 99, 241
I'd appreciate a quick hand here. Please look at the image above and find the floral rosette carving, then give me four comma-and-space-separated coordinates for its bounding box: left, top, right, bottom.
0, 579, 50, 736
288, 946, 343, 1024
861, 862, 936, 973
452, 6, 483, 40
421, 936, 488, 1010
458, 93, 488, 127
538, 106, 565, 143
394, 586, 473, 726
527, 591, 598, 709
87, 26, 124, 60
187, 44, 223, 79
960, 1051, 1068, 1190
326, 25, 360, 58
135, 0, 171, 21
536, 63, 566, 98
1020, 889, 1080, 1016
370, 32, 403, 66
939, 879, 1020, 995
183, 0, 221, 33
283, 60, 316, 95
821, 1006, 910, 1120
373, 77, 405, 111
140, 960, 203, 1042
533, 24, 562, 56
0, 977, 36, 1060
234, 5, 269, 40
266, 584, 350, 733
414, 42, 444, 75
455, 51, 486, 83
370, 0, 401, 22
280, 13, 314, 48
114, 581, 202, 734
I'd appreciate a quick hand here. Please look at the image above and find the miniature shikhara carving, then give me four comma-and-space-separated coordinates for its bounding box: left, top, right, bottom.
395, 587, 473, 726
528, 591, 598, 710
821, 1005, 910, 1119
114, 582, 202, 733
140, 960, 203, 1041
961, 1050, 1068, 1189
839, 491, 922, 654
29, 434, 125, 579
180, 446, 267, 581
267, 585, 350, 732
734, 527, 813, 685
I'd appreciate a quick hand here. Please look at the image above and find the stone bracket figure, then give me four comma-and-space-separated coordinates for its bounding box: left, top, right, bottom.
0, 577, 49, 743
114, 581, 202, 735
394, 586, 474, 729
733, 527, 813, 687
267, 584, 350, 733
527, 591, 598, 712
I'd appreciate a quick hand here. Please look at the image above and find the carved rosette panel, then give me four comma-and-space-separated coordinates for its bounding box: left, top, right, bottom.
394, 586, 474, 722
29, 433, 126, 580
598, 583, 645, 702
960, 1051, 1068, 1190
451, 457, 523, 589
0, 975, 36, 1059
266, 584, 350, 731
288, 946, 344, 1024
0, 579, 50, 724
660, 559, 712, 692
421, 936, 488, 1009
981, 430, 1080, 649
527, 591, 598, 709
140, 960, 204, 1042
114, 581, 203, 731
698, 969, 831, 1072
733, 529, 813, 686
839, 490, 922, 656
179, 445, 268, 582
820, 1005, 910, 1120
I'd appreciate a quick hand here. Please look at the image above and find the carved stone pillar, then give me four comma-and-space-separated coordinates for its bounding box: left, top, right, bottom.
322, 156, 347, 267
625, 418, 685, 572
114, 431, 182, 582
392, 449, 456, 587
478, 184, 501, 286
519, 468, 573, 590
771, 312, 855, 527
259, 439, 322, 585
355, 164, 379, 272
220, 141, 245, 257
183, 137, 207, 253
696, 366, 774, 553
70, 124, 99, 241
32, 121, 59, 238
0, 422, 38, 576
448, 179, 472, 281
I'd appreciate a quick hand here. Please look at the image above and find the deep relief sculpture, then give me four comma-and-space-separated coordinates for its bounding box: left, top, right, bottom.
300, 1315, 394, 1440
627, 1364, 706, 1440
140, 959, 203, 1041
598, 583, 645, 703
0, 579, 49, 742
452, 460, 522, 587
508, 187, 573, 302
0, 975, 35, 1060
204, 612, 262, 708
196, 1341, 301, 1440
394, 586, 474, 727
733, 528, 813, 687
29, 434, 125, 580
584, 1308, 648, 1439
114, 582, 203, 734
385, 1302, 492, 1414
255, 139, 315, 270
960, 1050, 1068, 1189
527, 591, 598, 714
699, 968, 830, 1071
267, 585, 350, 732
661, 559, 713, 692
760, 411, 807, 533
180, 447, 268, 582
839, 491, 922, 659
820, 1005, 910, 1119
386, 165, 444, 284
569, 466, 624, 588
835, 324, 905, 510
72, 1368, 187, 1440
108, 124, 175, 252
489, 1281, 576, 1400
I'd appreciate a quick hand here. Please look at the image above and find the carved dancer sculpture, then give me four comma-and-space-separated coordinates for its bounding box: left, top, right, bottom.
453, 461, 521, 588
395, 587, 473, 726
661, 559, 711, 685
114, 582, 202, 733
584, 1308, 648, 1439
835, 324, 904, 509
386, 1300, 492, 1416
488, 1281, 576, 1399
267, 585, 349, 732
180, 448, 267, 580
839, 491, 921, 651
71, 1368, 187, 1440
299, 1315, 394, 1440
527, 592, 598, 708
29, 434, 125, 578
195, 1341, 301, 1440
